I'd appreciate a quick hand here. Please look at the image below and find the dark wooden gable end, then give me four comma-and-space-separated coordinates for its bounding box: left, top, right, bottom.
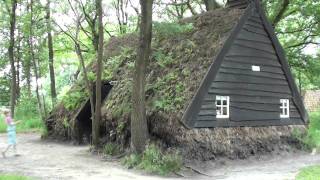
181, 0, 308, 128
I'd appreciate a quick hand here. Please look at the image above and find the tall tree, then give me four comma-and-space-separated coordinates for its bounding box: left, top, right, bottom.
131, 0, 153, 153
93, 0, 104, 147
8, 0, 17, 116
29, 0, 45, 120
46, 0, 57, 106
203, 0, 219, 11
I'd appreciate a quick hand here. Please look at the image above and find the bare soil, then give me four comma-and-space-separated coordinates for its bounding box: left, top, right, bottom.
1, 133, 320, 180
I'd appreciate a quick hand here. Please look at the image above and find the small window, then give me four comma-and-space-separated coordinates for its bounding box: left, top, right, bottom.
216, 96, 230, 118
280, 99, 289, 118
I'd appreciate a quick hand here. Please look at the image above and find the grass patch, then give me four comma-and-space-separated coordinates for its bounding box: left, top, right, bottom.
0, 174, 32, 180
296, 165, 320, 180
122, 144, 182, 176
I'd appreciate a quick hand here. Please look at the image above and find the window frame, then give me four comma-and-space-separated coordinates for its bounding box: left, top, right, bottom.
280, 99, 290, 118
216, 95, 230, 118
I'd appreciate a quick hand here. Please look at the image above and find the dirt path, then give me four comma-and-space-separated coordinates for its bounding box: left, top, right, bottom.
1, 133, 320, 180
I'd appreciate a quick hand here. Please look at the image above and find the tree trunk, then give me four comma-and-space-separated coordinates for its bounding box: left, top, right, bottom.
16, 32, 21, 100
25, 58, 32, 97
9, 0, 17, 117
131, 0, 153, 153
46, 0, 57, 107
74, 19, 95, 144
29, 0, 45, 121
203, 0, 219, 11
93, 0, 104, 147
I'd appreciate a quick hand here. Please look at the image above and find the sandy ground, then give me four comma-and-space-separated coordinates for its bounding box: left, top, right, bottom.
0, 133, 320, 180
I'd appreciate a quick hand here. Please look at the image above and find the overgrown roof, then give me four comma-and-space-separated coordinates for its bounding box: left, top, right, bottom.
102, 8, 244, 122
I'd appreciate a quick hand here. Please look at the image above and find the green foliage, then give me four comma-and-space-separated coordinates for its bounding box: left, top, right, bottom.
153, 50, 174, 68
296, 165, 320, 180
292, 110, 320, 149
122, 144, 182, 176
61, 86, 88, 111
152, 71, 185, 112
103, 143, 120, 156
116, 121, 125, 134
62, 118, 70, 128
122, 153, 142, 169
0, 174, 33, 180
153, 22, 193, 39
103, 47, 135, 80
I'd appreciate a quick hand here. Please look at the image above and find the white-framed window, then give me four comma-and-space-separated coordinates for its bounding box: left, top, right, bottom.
280, 99, 290, 118
216, 95, 230, 118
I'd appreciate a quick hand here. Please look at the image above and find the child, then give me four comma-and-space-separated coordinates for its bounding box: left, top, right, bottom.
2, 109, 19, 158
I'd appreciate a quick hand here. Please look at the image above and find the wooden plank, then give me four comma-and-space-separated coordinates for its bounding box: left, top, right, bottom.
203, 94, 283, 104
226, 54, 278, 61
228, 45, 278, 59
200, 103, 215, 110
230, 107, 280, 121
221, 62, 284, 74
194, 118, 304, 128
243, 25, 269, 37
229, 95, 283, 104
224, 56, 281, 67
245, 20, 265, 30
198, 109, 216, 116
232, 42, 276, 55
247, 17, 263, 25
238, 29, 271, 43
218, 71, 286, 81
230, 102, 281, 112
234, 39, 275, 53
196, 115, 215, 121
211, 81, 291, 93
208, 88, 292, 98
214, 73, 289, 85
224, 59, 281, 69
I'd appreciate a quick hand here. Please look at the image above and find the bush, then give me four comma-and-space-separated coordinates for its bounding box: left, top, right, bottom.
103, 143, 120, 156
122, 144, 182, 176
153, 22, 193, 39
292, 110, 320, 150
122, 153, 141, 169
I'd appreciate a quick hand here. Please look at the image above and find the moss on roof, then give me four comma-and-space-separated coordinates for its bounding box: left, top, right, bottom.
102, 8, 244, 122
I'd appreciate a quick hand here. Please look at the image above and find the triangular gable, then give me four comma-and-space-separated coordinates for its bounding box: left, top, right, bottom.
181, 0, 308, 128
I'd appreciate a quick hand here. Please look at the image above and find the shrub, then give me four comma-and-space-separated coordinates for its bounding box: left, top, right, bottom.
122, 153, 142, 169
122, 144, 182, 175
61, 87, 88, 111
153, 22, 193, 39
292, 110, 320, 150
103, 143, 120, 156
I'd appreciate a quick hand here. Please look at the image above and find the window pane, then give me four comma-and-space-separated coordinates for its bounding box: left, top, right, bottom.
223, 107, 227, 115
217, 100, 221, 105
216, 107, 222, 115
223, 100, 227, 105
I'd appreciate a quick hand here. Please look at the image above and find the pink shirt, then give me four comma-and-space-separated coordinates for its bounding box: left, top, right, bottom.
5, 116, 13, 125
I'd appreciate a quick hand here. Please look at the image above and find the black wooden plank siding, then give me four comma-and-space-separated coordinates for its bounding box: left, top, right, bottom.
193, 5, 304, 127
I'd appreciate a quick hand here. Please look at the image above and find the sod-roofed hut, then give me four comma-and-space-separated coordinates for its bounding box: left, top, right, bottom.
47, 0, 307, 160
